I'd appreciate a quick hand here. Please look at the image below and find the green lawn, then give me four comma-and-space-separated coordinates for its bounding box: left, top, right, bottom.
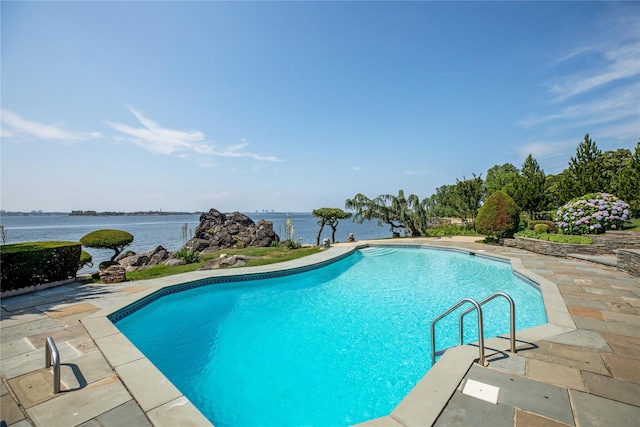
125, 246, 323, 281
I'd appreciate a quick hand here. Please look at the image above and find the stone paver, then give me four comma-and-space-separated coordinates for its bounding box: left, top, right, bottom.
1, 237, 638, 427
526, 359, 585, 391
582, 371, 640, 407
515, 410, 572, 427
570, 390, 640, 426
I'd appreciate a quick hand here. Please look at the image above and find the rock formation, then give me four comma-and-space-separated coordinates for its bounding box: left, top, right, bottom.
99, 265, 127, 283
118, 245, 174, 272
183, 209, 279, 253
200, 254, 253, 270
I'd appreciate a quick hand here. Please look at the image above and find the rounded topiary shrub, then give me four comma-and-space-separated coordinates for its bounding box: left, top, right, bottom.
528, 220, 557, 233
555, 193, 632, 235
476, 190, 521, 240
80, 229, 134, 261
533, 224, 549, 234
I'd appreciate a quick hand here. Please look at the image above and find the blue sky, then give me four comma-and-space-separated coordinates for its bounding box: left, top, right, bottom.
1, 1, 638, 213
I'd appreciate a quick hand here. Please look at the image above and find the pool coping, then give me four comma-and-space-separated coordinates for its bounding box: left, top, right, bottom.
81, 242, 576, 427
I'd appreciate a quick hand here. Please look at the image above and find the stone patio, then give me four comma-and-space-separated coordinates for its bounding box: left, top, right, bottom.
1, 237, 639, 426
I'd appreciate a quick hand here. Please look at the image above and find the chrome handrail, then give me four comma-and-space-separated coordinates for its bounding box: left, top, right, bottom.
430, 298, 485, 366
459, 292, 516, 354
45, 336, 60, 394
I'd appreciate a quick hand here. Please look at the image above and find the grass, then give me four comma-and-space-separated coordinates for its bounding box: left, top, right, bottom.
514, 229, 593, 244
624, 217, 640, 232
126, 246, 323, 281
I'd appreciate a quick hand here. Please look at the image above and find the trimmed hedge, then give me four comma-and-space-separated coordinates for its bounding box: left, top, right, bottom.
0, 241, 81, 292
528, 220, 557, 233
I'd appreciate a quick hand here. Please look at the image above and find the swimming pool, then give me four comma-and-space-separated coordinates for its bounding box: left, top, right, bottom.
114, 246, 546, 426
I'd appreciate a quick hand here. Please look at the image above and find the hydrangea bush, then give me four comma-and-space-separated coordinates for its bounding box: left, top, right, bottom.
555, 193, 631, 235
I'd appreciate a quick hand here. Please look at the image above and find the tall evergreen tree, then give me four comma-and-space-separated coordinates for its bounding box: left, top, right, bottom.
558, 133, 605, 202
513, 154, 547, 218
617, 141, 640, 214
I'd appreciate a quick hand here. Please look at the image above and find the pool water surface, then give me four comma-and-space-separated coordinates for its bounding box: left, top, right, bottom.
115, 247, 546, 426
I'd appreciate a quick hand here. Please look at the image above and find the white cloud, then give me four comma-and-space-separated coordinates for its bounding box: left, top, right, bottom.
109, 106, 283, 163
405, 171, 425, 175
352, 166, 361, 171
518, 82, 639, 129
548, 40, 639, 102
517, 139, 577, 160
0, 110, 104, 142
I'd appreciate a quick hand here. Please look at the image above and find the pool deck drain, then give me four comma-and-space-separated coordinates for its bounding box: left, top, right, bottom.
1, 237, 639, 427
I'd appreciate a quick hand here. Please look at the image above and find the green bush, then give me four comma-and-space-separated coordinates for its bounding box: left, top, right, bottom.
528, 220, 557, 233
174, 249, 201, 264
515, 229, 593, 244
99, 260, 120, 270
476, 191, 520, 239
0, 241, 81, 292
533, 224, 549, 234
280, 239, 302, 249
80, 229, 134, 261
79, 250, 93, 269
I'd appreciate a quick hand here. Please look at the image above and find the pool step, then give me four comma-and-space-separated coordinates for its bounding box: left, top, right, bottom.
360, 247, 397, 257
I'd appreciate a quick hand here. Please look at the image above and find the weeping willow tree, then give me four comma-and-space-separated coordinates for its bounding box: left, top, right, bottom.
345, 190, 431, 237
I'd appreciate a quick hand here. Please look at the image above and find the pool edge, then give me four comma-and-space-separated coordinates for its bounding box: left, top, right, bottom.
82, 242, 576, 427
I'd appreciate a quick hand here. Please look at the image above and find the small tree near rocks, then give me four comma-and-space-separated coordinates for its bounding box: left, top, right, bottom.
476, 191, 521, 241
312, 208, 352, 245
80, 229, 134, 261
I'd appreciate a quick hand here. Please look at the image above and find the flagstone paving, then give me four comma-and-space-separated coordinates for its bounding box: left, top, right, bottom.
1, 237, 639, 426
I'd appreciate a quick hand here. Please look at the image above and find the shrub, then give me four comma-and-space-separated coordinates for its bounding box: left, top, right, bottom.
280, 239, 302, 249
99, 260, 120, 270
555, 193, 632, 235
1, 241, 81, 292
79, 250, 93, 269
528, 220, 557, 233
476, 191, 520, 239
80, 229, 134, 261
533, 224, 549, 234
174, 249, 201, 264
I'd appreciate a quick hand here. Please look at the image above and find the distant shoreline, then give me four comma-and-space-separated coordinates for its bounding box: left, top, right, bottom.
0, 210, 199, 217
1, 210, 305, 217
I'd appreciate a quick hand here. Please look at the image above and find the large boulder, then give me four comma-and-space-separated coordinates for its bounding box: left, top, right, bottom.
99, 265, 126, 283
200, 254, 253, 270
184, 209, 279, 253
118, 245, 171, 272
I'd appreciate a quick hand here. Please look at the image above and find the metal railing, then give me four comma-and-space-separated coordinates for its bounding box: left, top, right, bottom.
430, 293, 517, 367
431, 298, 485, 366
45, 336, 60, 394
459, 292, 516, 354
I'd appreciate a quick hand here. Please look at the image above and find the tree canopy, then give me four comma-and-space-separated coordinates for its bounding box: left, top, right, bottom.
345, 190, 429, 237
80, 229, 134, 261
513, 154, 547, 219
312, 208, 352, 245
485, 163, 519, 197
558, 133, 605, 203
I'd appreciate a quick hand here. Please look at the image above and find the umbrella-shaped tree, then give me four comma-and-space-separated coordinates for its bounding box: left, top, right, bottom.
80, 229, 134, 261
312, 208, 352, 245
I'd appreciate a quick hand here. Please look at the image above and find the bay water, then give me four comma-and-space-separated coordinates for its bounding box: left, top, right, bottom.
0, 212, 391, 273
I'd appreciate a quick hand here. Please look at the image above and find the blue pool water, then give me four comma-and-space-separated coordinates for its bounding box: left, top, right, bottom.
115, 247, 546, 426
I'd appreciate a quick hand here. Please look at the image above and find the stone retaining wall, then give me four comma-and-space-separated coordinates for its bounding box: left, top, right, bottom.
585, 231, 640, 250
616, 249, 640, 277
504, 231, 640, 277
509, 237, 609, 257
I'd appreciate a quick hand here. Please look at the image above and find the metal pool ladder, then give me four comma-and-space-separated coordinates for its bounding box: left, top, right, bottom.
45, 336, 61, 394
430, 292, 516, 367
